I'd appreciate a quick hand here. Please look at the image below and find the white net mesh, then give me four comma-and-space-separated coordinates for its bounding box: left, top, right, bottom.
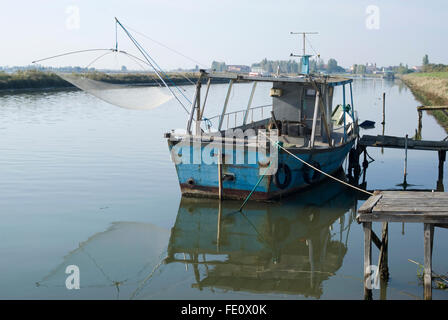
57, 73, 173, 110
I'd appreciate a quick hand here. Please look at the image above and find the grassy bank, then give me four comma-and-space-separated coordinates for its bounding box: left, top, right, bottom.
401, 72, 448, 132
0, 70, 206, 91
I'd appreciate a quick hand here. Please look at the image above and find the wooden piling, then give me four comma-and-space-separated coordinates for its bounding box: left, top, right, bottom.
217, 201, 222, 251
424, 223, 434, 300
218, 149, 223, 200
378, 222, 389, 280
437, 150, 446, 191
363, 222, 373, 300
381, 92, 386, 125
404, 134, 408, 186
417, 109, 423, 140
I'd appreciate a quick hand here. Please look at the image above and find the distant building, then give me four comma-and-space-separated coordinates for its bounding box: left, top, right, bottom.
251, 66, 265, 73
227, 65, 251, 73
365, 62, 377, 74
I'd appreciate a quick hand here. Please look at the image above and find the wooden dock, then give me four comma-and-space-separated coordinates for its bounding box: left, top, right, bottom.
357, 190, 448, 300
359, 134, 448, 151
358, 134, 447, 191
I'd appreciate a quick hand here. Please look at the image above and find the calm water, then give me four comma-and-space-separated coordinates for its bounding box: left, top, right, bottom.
1, 78, 448, 300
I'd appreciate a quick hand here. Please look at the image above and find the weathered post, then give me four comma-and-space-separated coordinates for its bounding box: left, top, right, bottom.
403, 134, 408, 188
218, 149, 223, 200
216, 201, 222, 251
363, 222, 373, 300
378, 222, 389, 280
381, 93, 386, 155
437, 150, 446, 191
417, 108, 423, 140
424, 223, 434, 300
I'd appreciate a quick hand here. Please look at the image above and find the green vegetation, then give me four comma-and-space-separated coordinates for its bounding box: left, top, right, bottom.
411, 72, 448, 78
249, 59, 300, 74
326, 59, 345, 73
250, 57, 344, 74
0, 70, 204, 91
0, 70, 69, 90
401, 72, 448, 132
421, 54, 448, 73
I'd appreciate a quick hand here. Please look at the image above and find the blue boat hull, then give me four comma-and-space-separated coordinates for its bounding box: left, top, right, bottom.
168, 138, 356, 201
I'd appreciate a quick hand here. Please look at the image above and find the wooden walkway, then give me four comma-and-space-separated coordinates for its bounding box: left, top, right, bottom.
357, 190, 448, 300
359, 135, 448, 151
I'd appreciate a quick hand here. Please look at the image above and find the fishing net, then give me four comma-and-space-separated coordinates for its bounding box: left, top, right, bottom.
57, 72, 173, 110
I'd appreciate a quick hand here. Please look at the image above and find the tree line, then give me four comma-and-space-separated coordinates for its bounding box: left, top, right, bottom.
211, 57, 346, 74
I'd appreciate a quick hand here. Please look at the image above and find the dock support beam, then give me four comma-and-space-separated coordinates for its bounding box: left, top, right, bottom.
363, 222, 373, 300
378, 222, 389, 280
437, 150, 446, 191
424, 223, 434, 300
218, 149, 223, 200
417, 109, 423, 140
216, 201, 222, 251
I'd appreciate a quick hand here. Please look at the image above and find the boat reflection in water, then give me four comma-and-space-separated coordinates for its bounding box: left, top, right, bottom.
36, 172, 359, 299
166, 173, 360, 298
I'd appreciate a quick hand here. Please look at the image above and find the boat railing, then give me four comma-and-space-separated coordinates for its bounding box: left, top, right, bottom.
205, 104, 272, 131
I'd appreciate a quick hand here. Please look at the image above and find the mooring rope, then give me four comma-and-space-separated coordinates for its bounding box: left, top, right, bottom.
239, 159, 273, 211
258, 131, 374, 197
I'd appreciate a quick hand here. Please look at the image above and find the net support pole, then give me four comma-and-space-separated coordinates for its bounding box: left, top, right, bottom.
218, 80, 235, 131
310, 89, 321, 147
243, 82, 257, 125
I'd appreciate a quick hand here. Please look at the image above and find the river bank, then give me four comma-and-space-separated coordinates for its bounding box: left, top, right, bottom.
401, 72, 448, 132
0, 70, 219, 92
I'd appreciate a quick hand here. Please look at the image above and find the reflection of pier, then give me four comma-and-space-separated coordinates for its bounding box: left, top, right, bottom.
165, 178, 359, 298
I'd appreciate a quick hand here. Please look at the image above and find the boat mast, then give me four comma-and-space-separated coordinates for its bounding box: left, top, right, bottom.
290, 32, 318, 75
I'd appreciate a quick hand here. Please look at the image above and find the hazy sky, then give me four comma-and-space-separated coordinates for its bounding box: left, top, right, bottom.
0, 0, 446, 69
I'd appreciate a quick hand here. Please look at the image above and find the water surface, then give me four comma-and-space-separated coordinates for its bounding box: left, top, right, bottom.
1, 78, 447, 299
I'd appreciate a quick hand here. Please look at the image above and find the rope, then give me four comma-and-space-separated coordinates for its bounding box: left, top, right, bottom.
115, 19, 191, 110
85, 51, 115, 69
259, 131, 374, 196
239, 158, 274, 211
122, 23, 208, 68
32, 48, 116, 64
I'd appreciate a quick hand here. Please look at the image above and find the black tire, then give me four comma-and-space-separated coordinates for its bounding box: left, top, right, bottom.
303, 160, 321, 184
274, 163, 292, 189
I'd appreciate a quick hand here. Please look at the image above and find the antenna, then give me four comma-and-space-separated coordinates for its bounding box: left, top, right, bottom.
290, 32, 318, 75
290, 32, 318, 57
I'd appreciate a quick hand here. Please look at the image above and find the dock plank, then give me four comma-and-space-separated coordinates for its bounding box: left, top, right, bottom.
358, 194, 383, 213
357, 191, 448, 223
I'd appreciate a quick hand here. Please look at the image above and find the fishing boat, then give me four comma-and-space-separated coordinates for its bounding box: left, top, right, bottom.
33, 20, 359, 201
165, 66, 358, 201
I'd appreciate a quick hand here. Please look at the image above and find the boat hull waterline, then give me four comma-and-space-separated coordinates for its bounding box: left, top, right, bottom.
168, 137, 355, 201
